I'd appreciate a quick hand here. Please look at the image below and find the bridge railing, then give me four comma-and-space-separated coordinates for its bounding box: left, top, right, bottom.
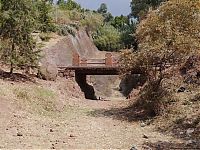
72, 52, 118, 67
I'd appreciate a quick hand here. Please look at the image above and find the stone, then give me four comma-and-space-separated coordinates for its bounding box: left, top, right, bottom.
69, 134, 75, 137
177, 86, 186, 93
143, 134, 149, 139
50, 129, 53, 132
180, 131, 184, 135
140, 122, 146, 127
186, 128, 194, 136
38, 62, 58, 81
17, 132, 23, 136
130, 145, 138, 150
186, 140, 196, 145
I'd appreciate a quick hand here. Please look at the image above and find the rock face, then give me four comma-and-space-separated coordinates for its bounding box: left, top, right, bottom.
39, 30, 99, 81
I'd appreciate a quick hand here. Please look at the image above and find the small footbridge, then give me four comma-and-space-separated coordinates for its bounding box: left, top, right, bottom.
58, 52, 120, 75
57, 52, 120, 99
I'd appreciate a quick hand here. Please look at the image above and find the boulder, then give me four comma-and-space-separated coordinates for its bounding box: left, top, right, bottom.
38, 62, 58, 81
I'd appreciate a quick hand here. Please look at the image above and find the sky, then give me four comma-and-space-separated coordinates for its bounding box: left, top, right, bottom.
74, 0, 132, 16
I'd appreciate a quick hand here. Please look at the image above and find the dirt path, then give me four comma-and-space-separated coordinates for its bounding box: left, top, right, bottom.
0, 95, 182, 149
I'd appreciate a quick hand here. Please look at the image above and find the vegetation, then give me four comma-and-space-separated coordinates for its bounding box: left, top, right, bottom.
57, 0, 81, 11
93, 25, 122, 51
92, 3, 137, 51
130, 0, 166, 20
0, 0, 40, 73
0, 0, 105, 73
121, 0, 200, 115
36, 0, 55, 32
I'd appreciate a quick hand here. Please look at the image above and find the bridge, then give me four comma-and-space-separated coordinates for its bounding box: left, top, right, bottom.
58, 52, 120, 75
58, 52, 120, 100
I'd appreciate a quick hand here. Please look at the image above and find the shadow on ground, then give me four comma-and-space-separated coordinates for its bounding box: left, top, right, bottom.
88, 103, 200, 149
0, 69, 35, 82
88, 103, 153, 122
142, 140, 200, 150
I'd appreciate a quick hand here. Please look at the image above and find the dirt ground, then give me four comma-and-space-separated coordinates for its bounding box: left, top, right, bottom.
0, 77, 183, 149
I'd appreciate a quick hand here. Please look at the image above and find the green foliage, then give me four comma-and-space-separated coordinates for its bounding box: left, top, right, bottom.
111, 15, 129, 29
39, 33, 52, 41
111, 15, 137, 49
131, 0, 166, 20
80, 12, 104, 33
35, 0, 55, 32
93, 25, 122, 51
97, 3, 113, 23
97, 3, 108, 14
57, 24, 76, 36
0, 0, 41, 73
58, 0, 81, 11
120, 24, 137, 49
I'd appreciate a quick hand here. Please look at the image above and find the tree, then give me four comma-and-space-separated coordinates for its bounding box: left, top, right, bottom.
121, 0, 200, 81
0, 0, 40, 73
103, 12, 113, 23
111, 15, 137, 49
111, 15, 129, 29
36, 0, 55, 32
130, 0, 166, 20
97, 3, 113, 23
58, 0, 81, 11
121, 0, 200, 115
93, 25, 122, 51
97, 3, 107, 14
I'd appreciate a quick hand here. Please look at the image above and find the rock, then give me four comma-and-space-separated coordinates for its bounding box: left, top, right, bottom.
140, 122, 146, 127
180, 131, 184, 135
69, 134, 74, 137
17, 132, 23, 136
143, 134, 148, 139
39, 62, 58, 81
177, 86, 186, 93
186, 128, 194, 136
50, 129, 53, 132
130, 145, 138, 150
186, 140, 196, 145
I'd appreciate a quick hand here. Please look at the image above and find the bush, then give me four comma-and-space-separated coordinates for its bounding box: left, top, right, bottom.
121, 0, 200, 80
137, 79, 172, 116
93, 24, 122, 51
57, 24, 76, 36
39, 33, 52, 42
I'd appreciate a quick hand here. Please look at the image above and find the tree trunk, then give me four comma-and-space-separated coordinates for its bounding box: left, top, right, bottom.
10, 63, 13, 74
10, 43, 15, 74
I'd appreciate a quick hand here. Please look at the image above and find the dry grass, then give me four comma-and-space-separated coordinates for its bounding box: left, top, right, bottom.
0, 81, 57, 115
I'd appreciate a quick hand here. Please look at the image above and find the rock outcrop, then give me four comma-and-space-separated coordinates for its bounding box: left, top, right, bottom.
39, 30, 99, 81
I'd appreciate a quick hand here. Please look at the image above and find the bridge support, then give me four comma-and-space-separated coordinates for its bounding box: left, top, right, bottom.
75, 72, 97, 100
105, 53, 113, 66
72, 52, 80, 66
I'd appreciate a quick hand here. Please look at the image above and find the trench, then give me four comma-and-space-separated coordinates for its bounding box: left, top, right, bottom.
75, 73, 146, 100
75, 73, 97, 100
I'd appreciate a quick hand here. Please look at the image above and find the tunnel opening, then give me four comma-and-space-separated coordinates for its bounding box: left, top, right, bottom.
75, 73, 97, 100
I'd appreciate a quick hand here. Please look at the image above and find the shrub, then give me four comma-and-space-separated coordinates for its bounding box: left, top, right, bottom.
93, 24, 122, 51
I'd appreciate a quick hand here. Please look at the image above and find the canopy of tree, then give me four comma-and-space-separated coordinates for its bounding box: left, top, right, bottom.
0, 0, 41, 73
131, 0, 166, 20
57, 0, 81, 11
93, 25, 122, 51
121, 0, 200, 81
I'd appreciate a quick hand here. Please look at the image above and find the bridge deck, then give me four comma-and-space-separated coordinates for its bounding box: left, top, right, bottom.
58, 66, 120, 75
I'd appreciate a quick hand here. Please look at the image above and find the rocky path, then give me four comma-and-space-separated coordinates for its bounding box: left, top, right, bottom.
0, 96, 181, 149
